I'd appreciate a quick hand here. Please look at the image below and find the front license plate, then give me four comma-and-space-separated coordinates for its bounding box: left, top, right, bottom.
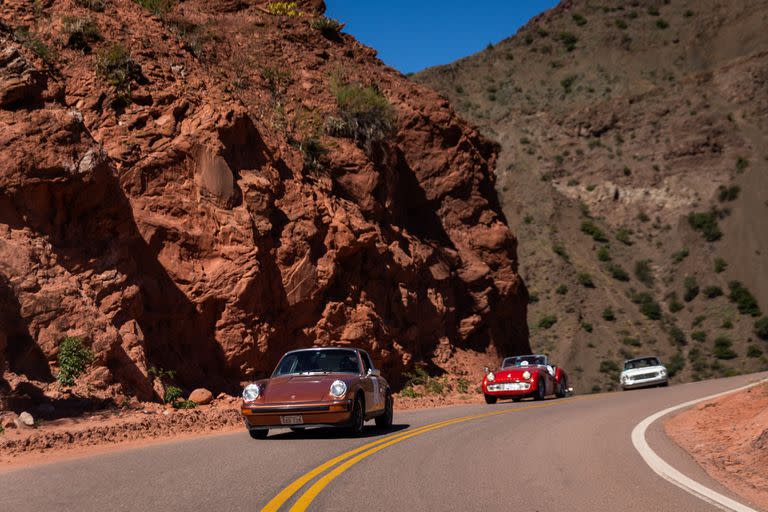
280, 415, 303, 425
503, 383, 520, 391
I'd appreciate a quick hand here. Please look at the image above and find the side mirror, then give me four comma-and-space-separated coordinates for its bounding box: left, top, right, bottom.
483, 366, 490, 374
367, 368, 381, 377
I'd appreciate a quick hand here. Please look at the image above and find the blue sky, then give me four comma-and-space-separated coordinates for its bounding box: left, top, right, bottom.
325, 0, 559, 74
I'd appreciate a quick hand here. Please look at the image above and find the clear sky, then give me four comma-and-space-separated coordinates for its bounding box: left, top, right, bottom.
325, 0, 560, 74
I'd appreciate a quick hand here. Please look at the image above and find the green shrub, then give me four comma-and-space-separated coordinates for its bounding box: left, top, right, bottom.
622, 337, 641, 347
173, 400, 197, 409
668, 326, 686, 346
599, 360, 620, 374
648, 6, 660, 15
728, 281, 761, 316
265, 1, 300, 16
735, 157, 749, 173
672, 248, 689, 263
703, 286, 723, 299
615, 227, 633, 245
552, 243, 571, 262
561, 75, 577, 94
528, 291, 539, 304
691, 331, 706, 342
615, 19, 628, 29
597, 245, 611, 262
581, 321, 593, 333
602, 307, 616, 321
457, 378, 470, 394
667, 352, 684, 377
538, 315, 558, 329
297, 137, 328, 171
692, 315, 706, 328
425, 378, 445, 395
95, 44, 143, 100
688, 211, 722, 241
400, 387, 420, 398
656, 19, 669, 29
311, 16, 343, 38
581, 221, 608, 242
559, 32, 578, 51
260, 66, 292, 95
608, 264, 629, 281
329, 77, 395, 153
75, 0, 106, 11
164, 385, 183, 404
754, 317, 768, 340
62, 16, 102, 50
556, 284, 568, 295
632, 292, 661, 320
683, 276, 699, 302
523, 215, 534, 224
57, 336, 93, 386
668, 294, 683, 313
13, 27, 57, 66
747, 345, 763, 358
637, 211, 650, 222
721, 319, 733, 329
713, 336, 737, 359
714, 257, 727, 273
718, 185, 740, 202
133, 0, 175, 15
578, 273, 595, 288
634, 260, 653, 287
572, 13, 587, 26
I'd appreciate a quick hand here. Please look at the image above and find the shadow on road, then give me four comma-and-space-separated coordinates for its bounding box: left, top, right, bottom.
268, 423, 410, 440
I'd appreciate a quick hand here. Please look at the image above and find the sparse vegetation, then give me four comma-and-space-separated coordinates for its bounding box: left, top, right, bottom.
632, 291, 661, 320
718, 185, 740, 202
634, 260, 653, 287
62, 16, 102, 51
133, 0, 175, 15
556, 284, 568, 295
668, 326, 686, 346
597, 245, 611, 262
735, 157, 749, 173
688, 210, 722, 241
607, 263, 629, 281
164, 385, 183, 404
311, 16, 342, 38
75, 0, 106, 11
672, 248, 689, 263
714, 257, 727, 273
754, 317, 768, 340
266, 1, 301, 16
692, 315, 706, 328
552, 243, 571, 262
703, 286, 723, 299
667, 352, 685, 377
571, 13, 587, 26
95, 44, 143, 101
561, 75, 577, 94
713, 336, 737, 359
728, 281, 761, 316
57, 336, 93, 386
668, 293, 683, 313
656, 19, 669, 29
622, 337, 641, 347
615, 227, 633, 245
747, 345, 763, 358
538, 315, 558, 329
328, 76, 395, 153
599, 360, 620, 374
581, 321, 593, 333
602, 307, 616, 321
683, 276, 699, 302
581, 221, 608, 242
615, 19, 628, 29
13, 27, 57, 66
578, 273, 595, 288
691, 331, 706, 342
559, 32, 578, 52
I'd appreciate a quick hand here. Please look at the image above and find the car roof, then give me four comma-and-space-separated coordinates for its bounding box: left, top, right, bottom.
624, 356, 660, 363
284, 347, 362, 355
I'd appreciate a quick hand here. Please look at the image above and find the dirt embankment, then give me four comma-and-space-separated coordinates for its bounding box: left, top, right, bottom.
665, 382, 768, 510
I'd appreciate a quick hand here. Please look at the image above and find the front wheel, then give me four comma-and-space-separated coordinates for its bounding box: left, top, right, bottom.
349, 396, 365, 435
556, 378, 567, 398
248, 429, 268, 439
375, 393, 393, 428
484, 394, 498, 404
534, 378, 546, 401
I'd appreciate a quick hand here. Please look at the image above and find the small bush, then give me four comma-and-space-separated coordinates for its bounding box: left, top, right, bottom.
747, 345, 763, 358
57, 336, 93, 386
581, 321, 593, 333
634, 260, 653, 287
572, 13, 587, 26
608, 264, 630, 281
523, 215, 534, 224
667, 352, 685, 377
703, 286, 723, 299
668, 294, 684, 313
552, 243, 570, 262
164, 385, 183, 404
714, 257, 727, 273
297, 137, 328, 171
692, 315, 706, 328
329, 77, 395, 153
632, 292, 661, 320
728, 281, 761, 316
311, 16, 343, 38
457, 378, 470, 394
561, 75, 577, 94
754, 317, 768, 340
599, 360, 620, 374
721, 319, 733, 329
95, 44, 143, 101
261, 66, 292, 95
713, 336, 737, 359
581, 221, 608, 242
75, 0, 106, 11
597, 245, 611, 262
622, 337, 641, 347
578, 273, 595, 288
528, 291, 539, 304
556, 284, 568, 295
688, 211, 722, 241
616, 19, 628, 29
735, 157, 749, 173
400, 387, 421, 398
559, 32, 578, 51
656, 19, 669, 29
683, 276, 699, 302
648, 6, 660, 16
173, 400, 197, 409
691, 331, 706, 342
668, 326, 686, 346
538, 315, 558, 329
615, 227, 633, 245
672, 248, 689, 263
13, 27, 57, 66
718, 185, 740, 202
602, 307, 616, 321
638, 211, 650, 222
265, 1, 300, 16
62, 16, 102, 51
133, 0, 175, 15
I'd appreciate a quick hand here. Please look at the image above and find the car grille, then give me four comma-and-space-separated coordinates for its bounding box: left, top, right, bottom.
633, 372, 658, 380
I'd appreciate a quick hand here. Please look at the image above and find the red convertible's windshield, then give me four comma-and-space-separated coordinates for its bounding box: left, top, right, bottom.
273, 349, 361, 376
502, 355, 548, 368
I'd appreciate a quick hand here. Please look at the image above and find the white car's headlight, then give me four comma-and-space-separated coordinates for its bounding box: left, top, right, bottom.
330, 380, 348, 398
659, 368, 667, 376
487, 372, 495, 382
522, 371, 531, 380
242, 383, 261, 402
620, 374, 629, 383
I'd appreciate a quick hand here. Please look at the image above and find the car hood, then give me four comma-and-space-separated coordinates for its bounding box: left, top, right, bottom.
261, 374, 354, 402
492, 368, 540, 381
621, 365, 666, 377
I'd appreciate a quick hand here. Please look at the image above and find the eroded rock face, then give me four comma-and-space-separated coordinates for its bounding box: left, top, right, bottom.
0, 2, 528, 403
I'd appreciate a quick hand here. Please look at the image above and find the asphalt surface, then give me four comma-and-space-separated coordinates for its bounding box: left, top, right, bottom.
1, 372, 766, 512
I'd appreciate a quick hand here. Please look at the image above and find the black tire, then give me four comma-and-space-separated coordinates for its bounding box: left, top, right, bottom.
534, 378, 546, 401
290, 427, 305, 432
248, 429, 268, 439
349, 395, 365, 434
512, 397, 522, 402
659, 382, 669, 387
375, 393, 393, 428
484, 394, 498, 404
556, 378, 567, 398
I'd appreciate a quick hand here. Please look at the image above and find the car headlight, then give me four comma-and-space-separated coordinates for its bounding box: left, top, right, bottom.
330, 380, 348, 398
659, 368, 667, 376
522, 371, 531, 380
242, 383, 261, 402
487, 372, 495, 382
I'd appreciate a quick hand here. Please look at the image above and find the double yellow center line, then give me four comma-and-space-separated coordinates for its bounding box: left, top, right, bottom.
261, 397, 582, 511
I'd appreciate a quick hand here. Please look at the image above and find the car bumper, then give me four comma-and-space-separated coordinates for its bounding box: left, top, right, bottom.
484, 382, 534, 396
241, 399, 353, 429
621, 376, 668, 389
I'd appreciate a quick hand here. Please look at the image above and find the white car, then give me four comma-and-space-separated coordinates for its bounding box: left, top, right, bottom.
620, 356, 668, 390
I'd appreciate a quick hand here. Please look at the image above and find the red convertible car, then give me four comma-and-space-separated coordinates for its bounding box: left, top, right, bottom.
482, 354, 569, 404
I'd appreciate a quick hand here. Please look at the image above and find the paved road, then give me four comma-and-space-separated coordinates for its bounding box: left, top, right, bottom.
1, 373, 765, 512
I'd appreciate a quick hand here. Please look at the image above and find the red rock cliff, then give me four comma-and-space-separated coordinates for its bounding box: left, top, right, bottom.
0, 0, 528, 402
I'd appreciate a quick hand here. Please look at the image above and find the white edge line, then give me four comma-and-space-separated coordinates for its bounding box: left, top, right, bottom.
631, 378, 768, 512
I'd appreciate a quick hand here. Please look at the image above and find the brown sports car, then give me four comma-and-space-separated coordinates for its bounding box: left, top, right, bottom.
240, 347, 393, 439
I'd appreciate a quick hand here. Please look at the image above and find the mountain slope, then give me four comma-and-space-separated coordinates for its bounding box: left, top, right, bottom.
416, 0, 768, 392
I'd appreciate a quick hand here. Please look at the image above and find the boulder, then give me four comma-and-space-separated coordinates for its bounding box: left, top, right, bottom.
189, 388, 213, 405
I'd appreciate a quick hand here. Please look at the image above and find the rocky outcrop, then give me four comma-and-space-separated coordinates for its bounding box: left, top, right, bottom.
0, 1, 527, 404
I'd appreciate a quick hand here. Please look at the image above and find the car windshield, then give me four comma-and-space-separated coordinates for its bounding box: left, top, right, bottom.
624, 357, 661, 370
502, 355, 547, 368
272, 349, 361, 376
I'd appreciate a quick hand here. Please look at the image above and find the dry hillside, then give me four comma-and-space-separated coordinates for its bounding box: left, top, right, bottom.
416, 0, 768, 392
